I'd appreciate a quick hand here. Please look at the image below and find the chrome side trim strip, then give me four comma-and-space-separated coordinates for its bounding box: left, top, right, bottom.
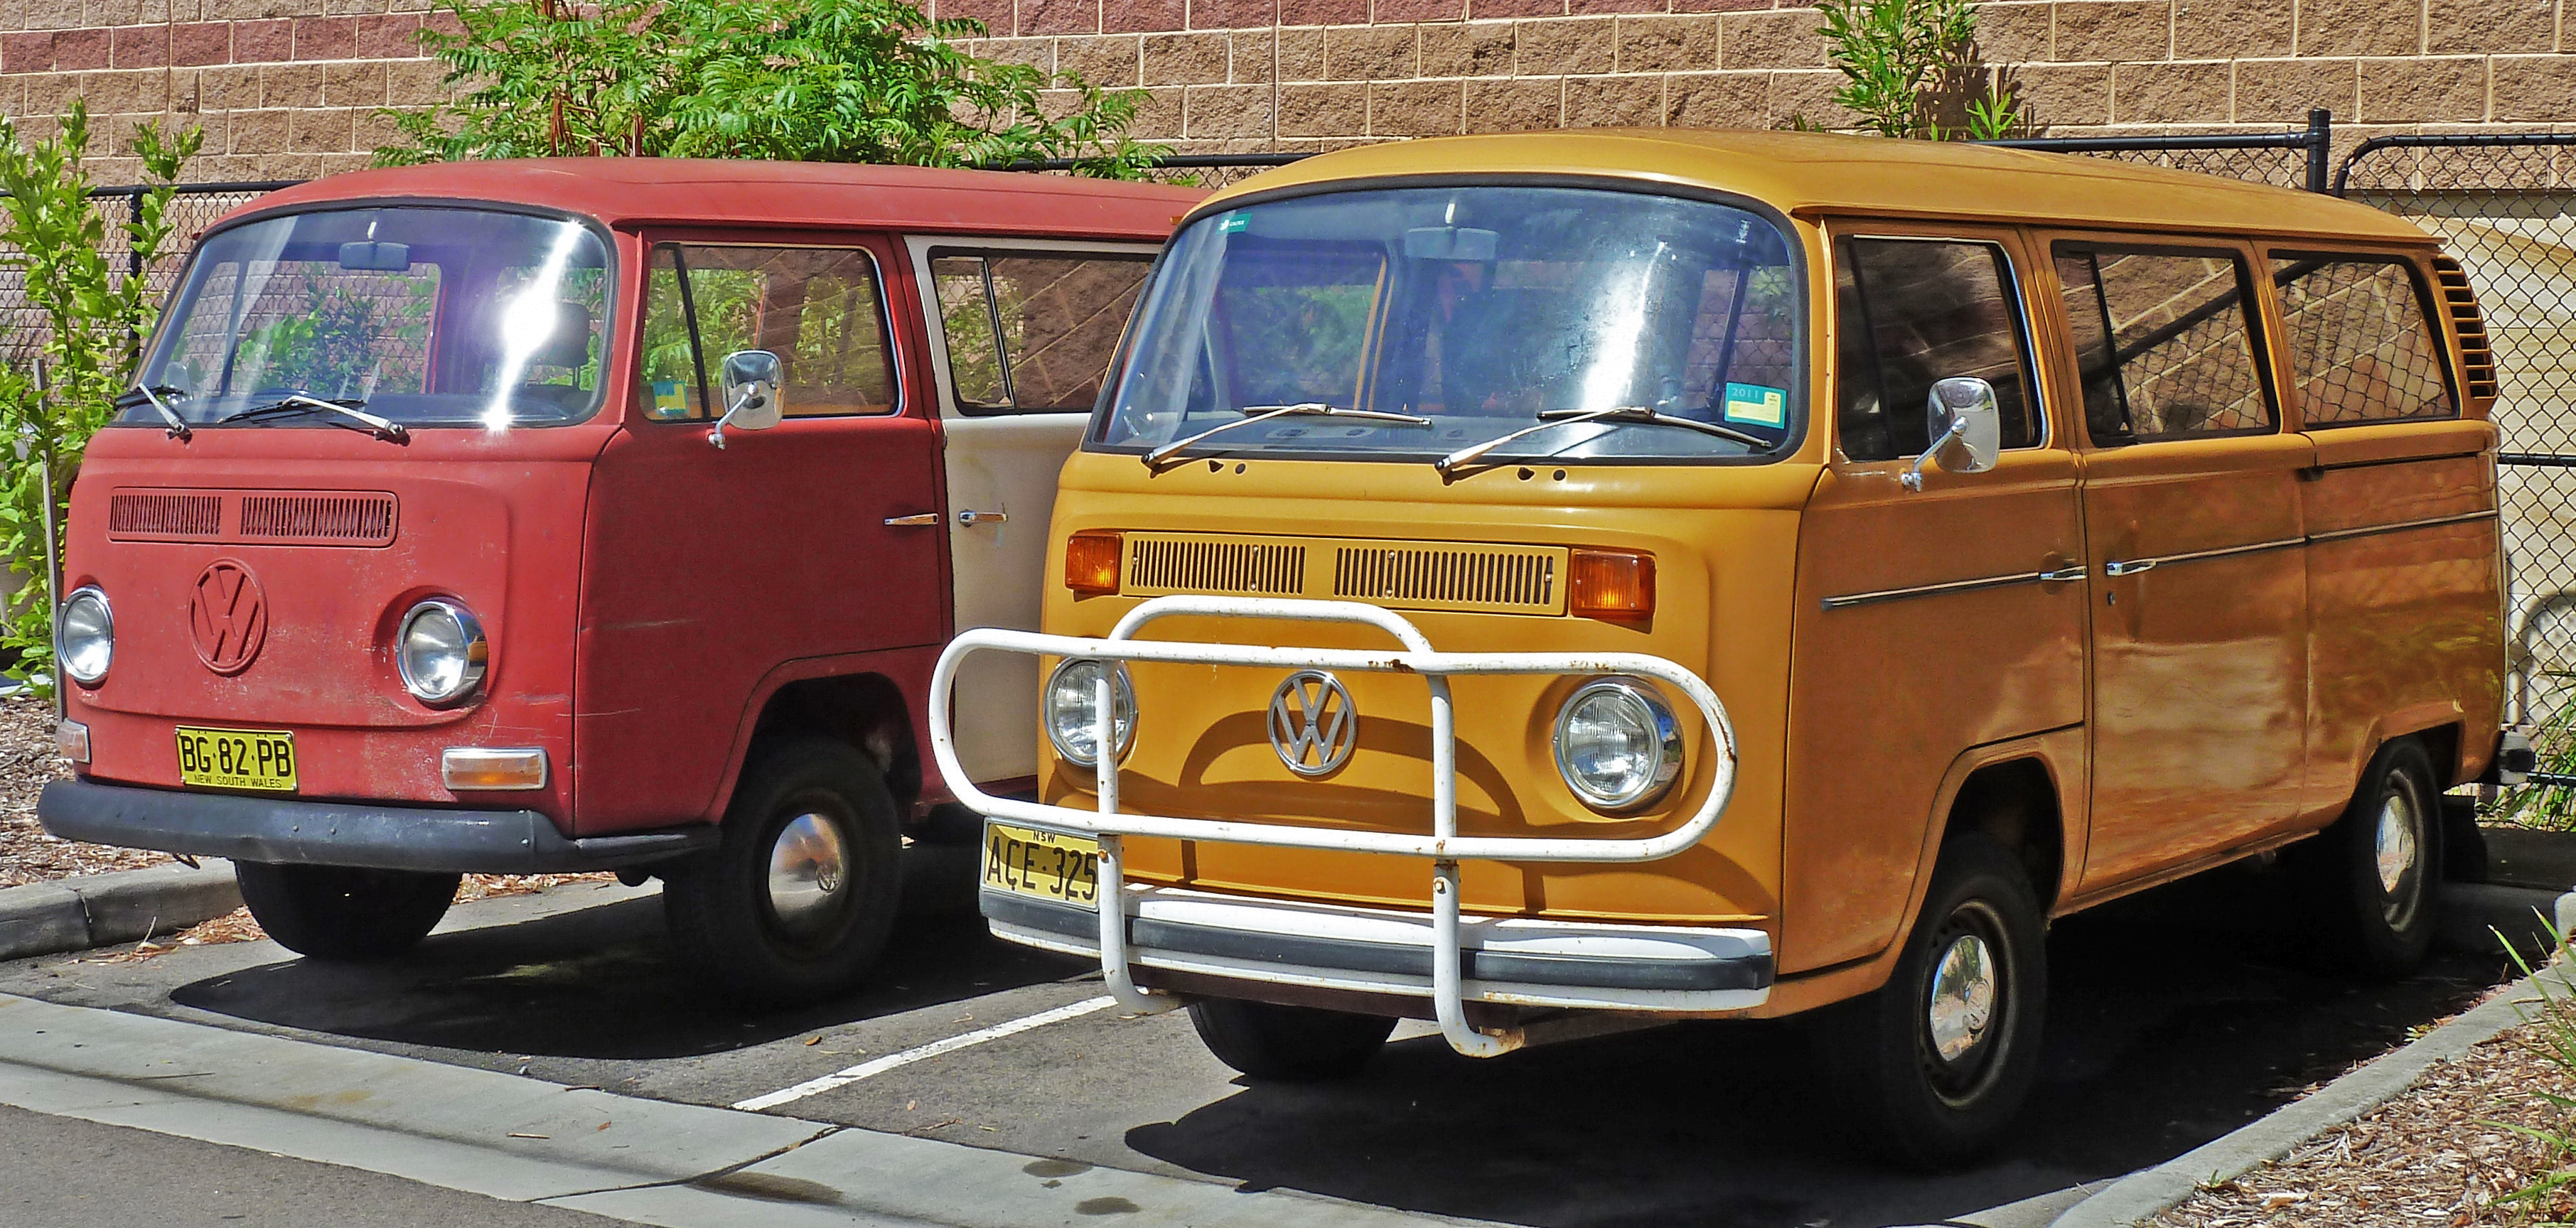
2103, 535, 2307, 577
1818, 512, 2495, 612
2306, 509, 2498, 546
1820, 567, 2075, 610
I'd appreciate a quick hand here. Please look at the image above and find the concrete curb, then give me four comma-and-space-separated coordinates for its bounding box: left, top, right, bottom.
0, 991, 1499, 1228
2044, 965, 2573, 1228
0, 860, 240, 962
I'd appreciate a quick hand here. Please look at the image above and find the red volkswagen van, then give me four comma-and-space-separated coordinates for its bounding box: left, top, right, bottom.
38, 158, 1197, 1001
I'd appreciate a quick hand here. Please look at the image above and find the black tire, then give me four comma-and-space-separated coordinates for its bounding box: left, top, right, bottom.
662, 736, 902, 1004
1810, 834, 2048, 1170
1188, 997, 1397, 1082
2297, 738, 2442, 978
233, 863, 460, 961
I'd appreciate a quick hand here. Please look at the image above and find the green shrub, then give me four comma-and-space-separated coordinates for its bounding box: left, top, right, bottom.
377, 0, 1161, 176
0, 103, 200, 686
1814, 0, 2028, 140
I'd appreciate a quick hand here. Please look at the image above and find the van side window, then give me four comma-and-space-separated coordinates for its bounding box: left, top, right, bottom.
2054, 247, 2272, 446
635, 244, 898, 422
931, 252, 1154, 415
2269, 254, 2458, 426
1832, 237, 2040, 464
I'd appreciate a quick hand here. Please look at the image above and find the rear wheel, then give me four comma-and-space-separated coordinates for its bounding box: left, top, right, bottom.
2298, 738, 2441, 978
1810, 834, 2047, 1169
1188, 998, 1397, 1082
234, 863, 460, 960
662, 736, 903, 1004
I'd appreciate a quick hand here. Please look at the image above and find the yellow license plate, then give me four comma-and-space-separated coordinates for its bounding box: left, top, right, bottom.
982, 822, 1099, 908
175, 726, 298, 792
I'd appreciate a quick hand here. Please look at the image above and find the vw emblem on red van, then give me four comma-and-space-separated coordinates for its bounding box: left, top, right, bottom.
188, 561, 268, 675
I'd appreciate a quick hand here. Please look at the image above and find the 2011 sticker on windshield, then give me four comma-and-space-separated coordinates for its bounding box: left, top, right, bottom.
1722, 382, 1788, 428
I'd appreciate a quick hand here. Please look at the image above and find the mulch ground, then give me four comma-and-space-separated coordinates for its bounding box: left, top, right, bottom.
0, 697, 606, 954
2151, 982, 2576, 1227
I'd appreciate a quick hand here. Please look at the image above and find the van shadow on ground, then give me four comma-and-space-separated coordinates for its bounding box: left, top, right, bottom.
1124, 861, 2514, 1228
167, 888, 1075, 1062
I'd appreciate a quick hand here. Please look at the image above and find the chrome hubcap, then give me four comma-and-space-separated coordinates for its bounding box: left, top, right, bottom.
1926, 932, 1999, 1063
2375, 788, 2422, 916
766, 812, 848, 934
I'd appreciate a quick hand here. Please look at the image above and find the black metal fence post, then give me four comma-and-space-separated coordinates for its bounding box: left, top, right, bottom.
2304, 108, 2332, 194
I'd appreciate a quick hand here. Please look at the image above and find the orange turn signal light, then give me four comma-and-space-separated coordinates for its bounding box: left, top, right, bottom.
1569, 549, 1655, 623
1066, 532, 1124, 597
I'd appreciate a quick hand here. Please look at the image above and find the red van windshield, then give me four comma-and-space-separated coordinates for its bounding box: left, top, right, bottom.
128, 205, 614, 430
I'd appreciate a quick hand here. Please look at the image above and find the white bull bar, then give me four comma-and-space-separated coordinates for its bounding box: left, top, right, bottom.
927, 595, 1739, 1058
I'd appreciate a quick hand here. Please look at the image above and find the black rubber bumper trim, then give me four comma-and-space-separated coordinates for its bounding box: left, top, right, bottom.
37, 778, 719, 874
982, 890, 1774, 993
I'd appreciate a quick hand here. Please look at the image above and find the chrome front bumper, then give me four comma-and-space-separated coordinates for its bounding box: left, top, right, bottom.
984, 884, 1773, 1013
930, 595, 1747, 1057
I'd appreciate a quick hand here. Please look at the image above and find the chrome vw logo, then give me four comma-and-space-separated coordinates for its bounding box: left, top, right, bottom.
187, 560, 268, 675
1267, 669, 1356, 777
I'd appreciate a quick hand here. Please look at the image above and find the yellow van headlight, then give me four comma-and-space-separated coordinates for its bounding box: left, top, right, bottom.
1043, 658, 1136, 768
1553, 677, 1683, 812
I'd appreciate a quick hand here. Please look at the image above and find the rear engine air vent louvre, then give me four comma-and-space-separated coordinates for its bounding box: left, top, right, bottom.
1129, 537, 1305, 596
107, 492, 222, 539
2432, 255, 2501, 403
1333, 545, 1558, 610
238, 492, 398, 546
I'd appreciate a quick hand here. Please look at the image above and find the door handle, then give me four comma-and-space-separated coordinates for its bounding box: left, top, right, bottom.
2103, 559, 2157, 577
956, 509, 1009, 528
2036, 566, 2086, 583
883, 512, 940, 527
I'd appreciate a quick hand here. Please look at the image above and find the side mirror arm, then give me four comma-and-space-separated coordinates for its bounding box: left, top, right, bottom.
707, 386, 767, 451
1901, 416, 1971, 492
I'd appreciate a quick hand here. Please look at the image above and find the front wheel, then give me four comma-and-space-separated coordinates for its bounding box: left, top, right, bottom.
1810, 834, 2048, 1169
1188, 997, 1396, 1082
662, 736, 903, 1004
2297, 738, 2441, 978
233, 863, 460, 960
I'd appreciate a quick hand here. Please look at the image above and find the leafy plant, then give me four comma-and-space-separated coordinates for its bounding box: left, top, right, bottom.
0, 102, 200, 684
2485, 921, 2576, 1219
2489, 693, 2576, 830
377, 0, 1161, 177
1813, 0, 2029, 140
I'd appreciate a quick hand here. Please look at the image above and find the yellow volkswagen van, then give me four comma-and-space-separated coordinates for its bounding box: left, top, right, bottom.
930, 131, 2516, 1165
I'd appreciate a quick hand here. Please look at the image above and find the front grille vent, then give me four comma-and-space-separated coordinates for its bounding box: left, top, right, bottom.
107, 492, 221, 539
1121, 532, 1572, 614
1129, 537, 1305, 596
2432, 254, 2500, 403
1332, 545, 1558, 610
240, 493, 397, 545
102, 488, 398, 546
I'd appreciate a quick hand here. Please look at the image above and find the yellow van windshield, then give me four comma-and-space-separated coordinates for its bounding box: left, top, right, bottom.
1096, 185, 1802, 465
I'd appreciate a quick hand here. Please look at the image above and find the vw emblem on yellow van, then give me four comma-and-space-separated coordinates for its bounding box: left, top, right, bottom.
1267, 670, 1356, 777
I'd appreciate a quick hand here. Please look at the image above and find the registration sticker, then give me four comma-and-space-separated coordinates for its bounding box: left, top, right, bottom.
648, 380, 690, 419
1218, 212, 1250, 235
1722, 382, 1788, 428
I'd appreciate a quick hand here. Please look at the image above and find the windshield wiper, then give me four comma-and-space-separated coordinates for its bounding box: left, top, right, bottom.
1433, 406, 1769, 477
217, 394, 409, 443
1143, 402, 1432, 469
114, 384, 192, 440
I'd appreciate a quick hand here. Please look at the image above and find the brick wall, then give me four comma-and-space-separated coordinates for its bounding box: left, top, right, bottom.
1, 0, 2570, 183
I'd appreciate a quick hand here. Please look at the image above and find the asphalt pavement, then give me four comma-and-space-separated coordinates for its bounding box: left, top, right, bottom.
0, 855, 2519, 1228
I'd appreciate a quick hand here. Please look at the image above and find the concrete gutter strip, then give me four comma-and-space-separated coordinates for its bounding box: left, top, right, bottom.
2046, 964, 2576, 1228
0, 992, 1497, 1228
0, 861, 241, 962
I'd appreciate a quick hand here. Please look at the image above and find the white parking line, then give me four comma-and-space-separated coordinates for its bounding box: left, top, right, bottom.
731, 996, 1121, 1111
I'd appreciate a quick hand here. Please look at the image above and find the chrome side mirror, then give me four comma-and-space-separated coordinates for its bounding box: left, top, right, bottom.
708, 350, 784, 450
1903, 376, 2002, 491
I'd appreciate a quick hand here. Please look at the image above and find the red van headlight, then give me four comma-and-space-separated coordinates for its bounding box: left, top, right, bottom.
397, 599, 488, 706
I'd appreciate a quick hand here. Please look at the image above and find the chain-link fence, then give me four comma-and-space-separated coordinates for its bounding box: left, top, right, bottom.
0, 183, 291, 365
2335, 132, 2576, 799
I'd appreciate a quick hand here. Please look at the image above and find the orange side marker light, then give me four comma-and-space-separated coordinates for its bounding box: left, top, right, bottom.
1066, 532, 1124, 597
1569, 549, 1655, 623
